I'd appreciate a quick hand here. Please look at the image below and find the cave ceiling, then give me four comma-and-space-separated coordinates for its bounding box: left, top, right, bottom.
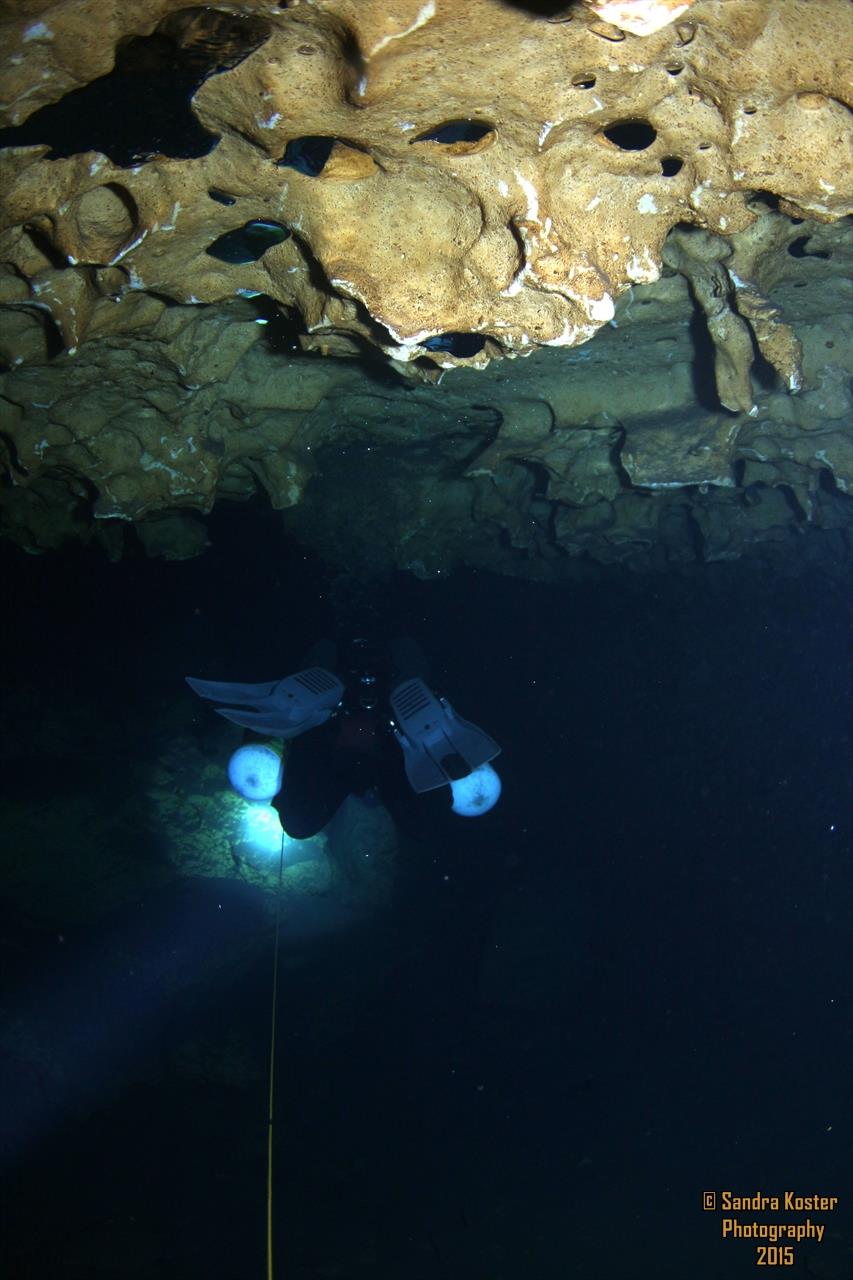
0, 0, 851, 577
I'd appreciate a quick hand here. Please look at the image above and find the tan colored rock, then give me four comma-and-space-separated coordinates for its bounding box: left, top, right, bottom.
695, 486, 799, 563
465, 398, 554, 476
662, 226, 756, 413
468, 409, 622, 507
663, 218, 808, 415
622, 410, 743, 489
738, 418, 853, 499
0, 189, 850, 574
0, 0, 850, 371
731, 283, 803, 395
0, 306, 320, 525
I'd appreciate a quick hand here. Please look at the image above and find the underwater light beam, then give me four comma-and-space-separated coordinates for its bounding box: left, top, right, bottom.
239, 800, 290, 859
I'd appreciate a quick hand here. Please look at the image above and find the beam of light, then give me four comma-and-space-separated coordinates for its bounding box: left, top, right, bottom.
240, 801, 289, 858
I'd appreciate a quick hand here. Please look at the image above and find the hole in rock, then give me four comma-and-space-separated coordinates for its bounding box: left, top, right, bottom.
206, 220, 291, 264
0, 7, 270, 166
279, 136, 337, 176
422, 333, 487, 358
248, 295, 306, 353
660, 156, 684, 176
208, 188, 237, 206
494, 1, 573, 16
787, 236, 831, 260
413, 120, 494, 145
601, 119, 657, 150
279, 136, 376, 179
748, 192, 784, 215
571, 73, 597, 89
21, 224, 67, 270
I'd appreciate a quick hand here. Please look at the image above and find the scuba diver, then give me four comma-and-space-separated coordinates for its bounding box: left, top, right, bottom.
186, 636, 502, 839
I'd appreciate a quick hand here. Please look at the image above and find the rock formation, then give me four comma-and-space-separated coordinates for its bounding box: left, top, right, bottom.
0, 0, 850, 572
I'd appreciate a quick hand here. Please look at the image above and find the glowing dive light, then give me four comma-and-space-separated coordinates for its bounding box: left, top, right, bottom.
227, 742, 283, 803
450, 762, 502, 817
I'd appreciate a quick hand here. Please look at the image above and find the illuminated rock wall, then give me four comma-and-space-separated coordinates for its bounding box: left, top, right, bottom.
1, 0, 850, 370
0, 1, 850, 571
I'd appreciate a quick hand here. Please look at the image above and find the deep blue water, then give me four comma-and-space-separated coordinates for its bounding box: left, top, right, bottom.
1, 504, 851, 1279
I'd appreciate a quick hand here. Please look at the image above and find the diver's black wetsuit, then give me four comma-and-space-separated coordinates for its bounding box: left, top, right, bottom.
271, 637, 430, 840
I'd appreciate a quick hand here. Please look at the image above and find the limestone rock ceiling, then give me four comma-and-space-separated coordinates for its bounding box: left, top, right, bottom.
0, 0, 850, 573
1, 0, 851, 365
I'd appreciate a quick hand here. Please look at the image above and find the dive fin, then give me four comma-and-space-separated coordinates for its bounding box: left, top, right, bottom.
390, 678, 500, 793
186, 667, 344, 738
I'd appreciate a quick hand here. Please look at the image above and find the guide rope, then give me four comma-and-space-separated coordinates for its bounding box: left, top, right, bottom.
266, 830, 285, 1280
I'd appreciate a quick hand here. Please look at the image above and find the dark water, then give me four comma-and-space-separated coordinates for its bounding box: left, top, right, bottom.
1, 502, 851, 1280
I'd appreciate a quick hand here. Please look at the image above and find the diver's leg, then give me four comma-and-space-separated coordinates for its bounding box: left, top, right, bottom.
273, 722, 351, 839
